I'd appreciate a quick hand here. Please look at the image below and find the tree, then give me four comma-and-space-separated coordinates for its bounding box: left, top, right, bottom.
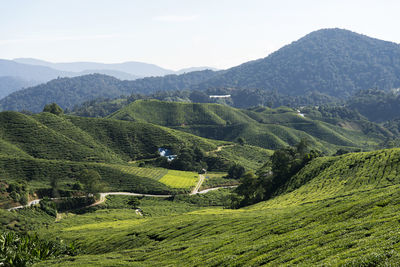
234, 172, 263, 207
50, 176, 60, 198
43, 103, 64, 115
296, 138, 310, 157
237, 137, 246, 146
78, 169, 104, 195
228, 164, 245, 179
127, 197, 141, 209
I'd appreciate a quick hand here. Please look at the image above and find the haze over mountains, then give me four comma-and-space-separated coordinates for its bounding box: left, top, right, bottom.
1, 28, 400, 113
0, 58, 218, 100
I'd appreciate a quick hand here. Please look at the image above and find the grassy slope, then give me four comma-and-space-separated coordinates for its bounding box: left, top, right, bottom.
109, 100, 383, 153
36, 148, 400, 266
0, 111, 271, 201
67, 115, 218, 160
0, 111, 122, 162
0, 156, 174, 196
0, 111, 220, 162
213, 144, 273, 171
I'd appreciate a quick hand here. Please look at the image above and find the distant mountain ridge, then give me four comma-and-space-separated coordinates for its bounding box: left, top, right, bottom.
0, 76, 41, 100
3, 28, 400, 111
0, 71, 218, 112
13, 58, 174, 77
13, 58, 218, 77
0, 58, 217, 99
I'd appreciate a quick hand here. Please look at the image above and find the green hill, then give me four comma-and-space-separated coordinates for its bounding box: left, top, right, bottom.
30, 148, 400, 266
109, 100, 388, 153
276, 148, 400, 203
0, 111, 123, 162
0, 111, 222, 163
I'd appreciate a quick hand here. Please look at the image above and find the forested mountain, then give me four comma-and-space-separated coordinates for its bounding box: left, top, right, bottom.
109, 100, 390, 153
0, 59, 138, 99
196, 28, 400, 96
0, 74, 131, 112
0, 71, 218, 112
346, 88, 400, 122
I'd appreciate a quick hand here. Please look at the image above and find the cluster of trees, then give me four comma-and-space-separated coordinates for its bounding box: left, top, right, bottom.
153, 146, 229, 172
43, 103, 64, 115
347, 89, 400, 122
5, 182, 29, 205
230, 140, 321, 208
77, 169, 105, 195
227, 164, 245, 179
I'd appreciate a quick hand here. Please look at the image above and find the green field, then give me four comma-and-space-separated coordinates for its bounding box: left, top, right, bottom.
106, 166, 199, 189
158, 170, 199, 188
108, 165, 168, 181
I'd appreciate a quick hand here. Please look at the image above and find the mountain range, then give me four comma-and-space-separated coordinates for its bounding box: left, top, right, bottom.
2, 28, 400, 113
0, 58, 217, 100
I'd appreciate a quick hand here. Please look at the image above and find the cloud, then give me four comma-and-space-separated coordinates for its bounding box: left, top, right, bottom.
153, 15, 199, 22
0, 34, 118, 45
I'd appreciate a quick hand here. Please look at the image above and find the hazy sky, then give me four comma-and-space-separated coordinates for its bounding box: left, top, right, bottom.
1, 0, 400, 70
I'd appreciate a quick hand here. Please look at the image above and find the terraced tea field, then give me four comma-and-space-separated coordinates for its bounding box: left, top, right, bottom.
114, 165, 168, 180
104, 164, 199, 189
159, 170, 199, 188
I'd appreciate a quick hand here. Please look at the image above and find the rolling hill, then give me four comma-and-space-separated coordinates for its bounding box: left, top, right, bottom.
109, 100, 390, 153
0, 110, 272, 204
0, 110, 223, 163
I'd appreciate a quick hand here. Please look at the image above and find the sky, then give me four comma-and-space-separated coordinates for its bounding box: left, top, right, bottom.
1, 0, 400, 70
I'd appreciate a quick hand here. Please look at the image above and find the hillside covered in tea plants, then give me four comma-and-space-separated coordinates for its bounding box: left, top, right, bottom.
109, 100, 390, 152
27, 147, 400, 266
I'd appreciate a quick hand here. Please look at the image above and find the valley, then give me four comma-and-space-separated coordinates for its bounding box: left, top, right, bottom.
2, 25, 400, 266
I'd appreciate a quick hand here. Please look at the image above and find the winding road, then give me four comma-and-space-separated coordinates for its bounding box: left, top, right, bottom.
190, 174, 205, 195
7, 173, 236, 211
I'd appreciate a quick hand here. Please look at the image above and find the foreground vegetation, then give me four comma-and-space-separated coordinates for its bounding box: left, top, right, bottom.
36, 178, 400, 266
3, 147, 391, 265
